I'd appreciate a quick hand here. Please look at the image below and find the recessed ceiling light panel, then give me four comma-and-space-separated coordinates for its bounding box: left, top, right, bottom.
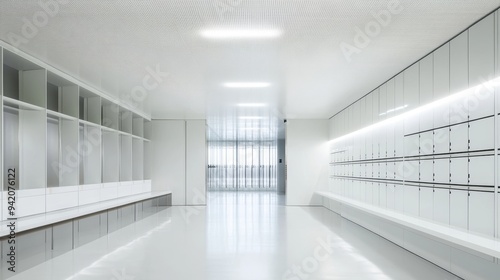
200, 29, 282, 39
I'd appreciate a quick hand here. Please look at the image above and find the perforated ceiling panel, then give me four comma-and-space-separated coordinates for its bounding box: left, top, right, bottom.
1, 0, 499, 139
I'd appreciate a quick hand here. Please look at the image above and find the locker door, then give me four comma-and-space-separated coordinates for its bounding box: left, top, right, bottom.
434, 128, 449, 154
469, 117, 494, 151
420, 159, 433, 183
404, 134, 420, 157
420, 187, 434, 220
394, 121, 405, 157
420, 131, 434, 155
434, 158, 450, 184
404, 185, 420, 216
469, 156, 494, 186
373, 163, 380, 179
403, 160, 419, 182
372, 182, 380, 206
353, 180, 360, 200
468, 13, 495, 120
404, 63, 420, 112
420, 56, 434, 133
367, 163, 373, 178
387, 161, 395, 180
468, 191, 494, 237
379, 183, 387, 208
379, 129, 387, 158
395, 184, 405, 212
433, 188, 450, 225
386, 125, 395, 157
379, 162, 387, 179
450, 123, 468, 153
363, 181, 371, 204
395, 160, 405, 180
450, 157, 468, 185
433, 43, 450, 102
387, 184, 395, 210
449, 31, 469, 125
434, 101, 450, 129
450, 189, 468, 230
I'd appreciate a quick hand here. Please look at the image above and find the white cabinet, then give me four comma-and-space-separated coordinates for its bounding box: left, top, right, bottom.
450, 31, 469, 96
404, 160, 419, 182
433, 128, 449, 154
468, 191, 495, 237
450, 123, 468, 153
387, 184, 395, 210
420, 131, 433, 155
450, 157, 468, 185
469, 117, 494, 151
434, 158, 450, 184
404, 185, 419, 216
394, 121, 405, 157
469, 156, 494, 186
404, 134, 419, 157
469, 13, 495, 87
379, 184, 387, 208
404, 63, 420, 112
420, 187, 434, 220
420, 159, 433, 183
433, 188, 450, 225
386, 125, 395, 157
395, 184, 405, 212
450, 190, 468, 230
433, 43, 450, 101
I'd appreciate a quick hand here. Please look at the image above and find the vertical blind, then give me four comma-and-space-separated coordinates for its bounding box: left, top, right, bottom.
208, 140, 278, 191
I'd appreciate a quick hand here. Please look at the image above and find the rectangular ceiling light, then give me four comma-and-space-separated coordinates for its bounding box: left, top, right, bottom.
237, 103, 268, 107
224, 82, 270, 88
200, 29, 281, 39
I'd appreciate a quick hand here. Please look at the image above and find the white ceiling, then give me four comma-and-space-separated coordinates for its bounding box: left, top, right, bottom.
1, 0, 500, 139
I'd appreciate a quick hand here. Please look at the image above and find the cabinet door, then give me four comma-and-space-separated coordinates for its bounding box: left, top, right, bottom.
386, 125, 395, 157
387, 184, 395, 210
395, 184, 405, 212
387, 162, 395, 179
450, 189, 468, 230
469, 14, 495, 120
379, 163, 387, 179
395, 160, 405, 180
469, 117, 494, 151
404, 185, 420, 216
420, 187, 434, 220
420, 159, 433, 183
469, 156, 494, 186
450, 157, 468, 185
434, 158, 450, 184
450, 31, 469, 124
433, 43, 450, 101
433, 188, 450, 225
404, 63, 420, 112
372, 182, 380, 206
420, 131, 434, 155
404, 134, 420, 157
450, 123, 468, 153
379, 183, 387, 208
394, 121, 405, 157
403, 160, 419, 182
433, 128, 449, 154
468, 191, 494, 237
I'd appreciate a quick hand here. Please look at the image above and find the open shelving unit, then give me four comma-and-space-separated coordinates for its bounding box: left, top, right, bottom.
0, 45, 152, 218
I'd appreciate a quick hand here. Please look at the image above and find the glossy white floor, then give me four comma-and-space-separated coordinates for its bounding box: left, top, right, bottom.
10, 192, 460, 280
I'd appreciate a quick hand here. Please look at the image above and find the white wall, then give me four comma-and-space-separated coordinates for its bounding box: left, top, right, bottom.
286, 120, 329, 206
186, 120, 207, 205
152, 119, 206, 206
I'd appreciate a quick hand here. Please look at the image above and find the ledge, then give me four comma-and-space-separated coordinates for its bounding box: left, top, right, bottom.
316, 191, 500, 259
0, 191, 171, 238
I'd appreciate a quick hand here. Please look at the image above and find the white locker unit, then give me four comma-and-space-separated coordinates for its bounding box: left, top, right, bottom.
404, 185, 420, 216
404, 63, 420, 114
379, 183, 387, 208
379, 84, 387, 120
450, 189, 469, 230
468, 191, 495, 237
433, 158, 450, 184
404, 134, 420, 157
420, 187, 434, 220
469, 156, 495, 186
468, 13, 495, 120
420, 159, 433, 183
433, 128, 449, 154
469, 117, 495, 151
420, 131, 434, 155
449, 123, 468, 153
433, 188, 450, 225
450, 157, 468, 185
386, 184, 396, 210
386, 79, 395, 119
